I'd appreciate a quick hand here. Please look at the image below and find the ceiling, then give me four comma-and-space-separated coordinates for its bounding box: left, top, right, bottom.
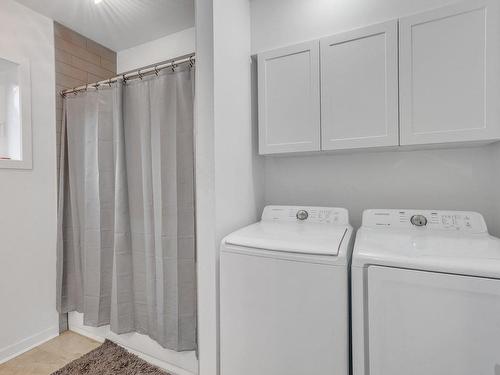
15, 0, 195, 51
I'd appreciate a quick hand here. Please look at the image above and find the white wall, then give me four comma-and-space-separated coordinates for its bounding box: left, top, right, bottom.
251, 0, 460, 54
117, 27, 195, 73
195, 0, 265, 374
214, 1, 264, 241
0, 0, 58, 363
265, 146, 500, 234
251, 0, 500, 236
194, 0, 217, 373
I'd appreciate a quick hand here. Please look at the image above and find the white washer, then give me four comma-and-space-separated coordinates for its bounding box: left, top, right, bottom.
352, 209, 500, 375
220, 205, 354, 375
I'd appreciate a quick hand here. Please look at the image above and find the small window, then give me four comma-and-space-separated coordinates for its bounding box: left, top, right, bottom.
0, 55, 32, 169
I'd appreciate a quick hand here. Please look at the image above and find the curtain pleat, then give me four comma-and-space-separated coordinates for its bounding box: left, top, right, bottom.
57, 67, 196, 351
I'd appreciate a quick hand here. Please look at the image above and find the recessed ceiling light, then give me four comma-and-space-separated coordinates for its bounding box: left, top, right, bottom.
94, 0, 103, 4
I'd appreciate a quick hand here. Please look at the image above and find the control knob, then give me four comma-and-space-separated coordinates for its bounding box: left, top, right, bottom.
296, 210, 309, 221
410, 215, 428, 227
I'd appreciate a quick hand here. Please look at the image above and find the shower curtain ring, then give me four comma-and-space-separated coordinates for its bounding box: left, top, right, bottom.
85, 83, 89, 92
94, 83, 100, 91
138, 70, 143, 80
189, 56, 194, 68
122, 74, 128, 84
171, 60, 176, 72
154, 66, 159, 76
108, 78, 112, 87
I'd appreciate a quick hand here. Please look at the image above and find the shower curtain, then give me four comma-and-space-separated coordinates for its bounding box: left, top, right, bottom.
56, 67, 196, 351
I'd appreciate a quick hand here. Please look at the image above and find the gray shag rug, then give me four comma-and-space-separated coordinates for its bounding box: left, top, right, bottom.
51, 339, 171, 375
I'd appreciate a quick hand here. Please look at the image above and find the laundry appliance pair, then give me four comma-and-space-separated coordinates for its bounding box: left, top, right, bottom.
220, 205, 500, 375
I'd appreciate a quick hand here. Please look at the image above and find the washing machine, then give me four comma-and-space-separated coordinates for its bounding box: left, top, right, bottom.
220, 205, 354, 375
352, 209, 500, 375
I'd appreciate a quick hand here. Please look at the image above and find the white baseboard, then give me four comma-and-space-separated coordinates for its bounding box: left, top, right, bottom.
0, 326, 59, 365
68, 313, 197, 375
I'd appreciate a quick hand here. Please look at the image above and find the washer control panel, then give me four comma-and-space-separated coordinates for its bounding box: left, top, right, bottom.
262, 205, 349, 225
363, 209, 487, 233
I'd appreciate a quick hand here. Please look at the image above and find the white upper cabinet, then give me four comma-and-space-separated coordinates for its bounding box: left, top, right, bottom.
257, 0, 500, 155
399, 0, 500, 146
320, 21, 399, 151
258, 41, 320, 154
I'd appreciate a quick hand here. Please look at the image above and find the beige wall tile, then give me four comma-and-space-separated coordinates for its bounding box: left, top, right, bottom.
86, 39, 116, 63
87, 73, 107, 84
71, 55, 114, 80
56, 110, 62, 125
56, 73, 85, 90
55, 48, 72, 65
56, 94, 63, 111
100, 57, 116, 73
56, 62, 87, 82
55, 37, 100, 65
54, 22, 87, 48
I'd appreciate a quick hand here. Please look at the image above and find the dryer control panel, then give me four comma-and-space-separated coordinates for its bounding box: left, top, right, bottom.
362, 209, 487, 233
262, 205, 349, 225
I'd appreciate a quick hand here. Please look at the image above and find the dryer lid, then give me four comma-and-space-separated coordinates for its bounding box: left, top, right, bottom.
224, 221, 349, 256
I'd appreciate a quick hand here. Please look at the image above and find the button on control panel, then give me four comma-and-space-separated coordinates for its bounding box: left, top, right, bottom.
363, 209, 487, 233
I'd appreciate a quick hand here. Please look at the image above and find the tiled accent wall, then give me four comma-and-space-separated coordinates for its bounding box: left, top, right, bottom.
54, 21, 117, 168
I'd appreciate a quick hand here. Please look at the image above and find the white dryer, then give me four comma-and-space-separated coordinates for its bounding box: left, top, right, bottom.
220, 205, 354, 375
352, 209, 500, 375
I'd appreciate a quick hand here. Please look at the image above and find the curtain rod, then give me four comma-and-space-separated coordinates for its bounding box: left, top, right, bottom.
61, 53, 195, 97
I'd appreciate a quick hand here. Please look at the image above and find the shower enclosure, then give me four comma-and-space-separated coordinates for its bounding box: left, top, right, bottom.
56, 56, 196, 354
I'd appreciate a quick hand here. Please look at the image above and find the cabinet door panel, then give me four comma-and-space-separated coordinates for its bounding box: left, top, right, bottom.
258, 41, 320, 154
400, 0, 500, 145
321, 21, 399, 150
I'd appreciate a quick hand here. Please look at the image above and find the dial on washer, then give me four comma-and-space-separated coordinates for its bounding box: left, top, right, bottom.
410, 215, 428, 227
296, 210, 309, 221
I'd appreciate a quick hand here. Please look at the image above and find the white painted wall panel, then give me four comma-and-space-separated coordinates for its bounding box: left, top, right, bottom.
117, 27, 195, 73
0, 0, 58, 363
196, 0, 266, 374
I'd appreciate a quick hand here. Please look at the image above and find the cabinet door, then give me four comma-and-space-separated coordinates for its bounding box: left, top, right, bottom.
320, 21, 399, 151
400, 0, 500, 146
258, 41, 320, 154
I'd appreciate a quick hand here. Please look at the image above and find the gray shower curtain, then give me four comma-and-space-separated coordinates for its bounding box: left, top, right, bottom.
56, 67, 196, 351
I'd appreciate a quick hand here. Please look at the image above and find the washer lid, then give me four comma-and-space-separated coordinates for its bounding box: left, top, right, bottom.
352, 210, 500, 278
225, 221, 349, 256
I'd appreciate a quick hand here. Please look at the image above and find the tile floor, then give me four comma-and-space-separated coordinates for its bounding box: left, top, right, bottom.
0, 331, 101, 375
